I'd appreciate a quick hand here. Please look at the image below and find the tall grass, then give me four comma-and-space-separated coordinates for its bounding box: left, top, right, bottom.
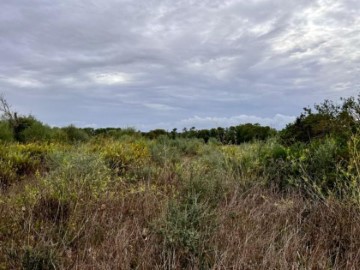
1, 136, 360, 269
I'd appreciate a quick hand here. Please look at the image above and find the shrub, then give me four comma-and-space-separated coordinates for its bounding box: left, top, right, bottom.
289, 138, 344, 196
280, 97, 359, 145
51, 128, 68, 142
262, 138, 347, 196
157, 196, 215, 269
172, 138, 203, 156
220, 142, 264, 183
43, 151, 112, 200
0, 121, 13, 141
102, 139, 150, 177
18, 122, 53, 142
0, 143, 53, 189
150, 138, 181, 166
62, 125, 89, 143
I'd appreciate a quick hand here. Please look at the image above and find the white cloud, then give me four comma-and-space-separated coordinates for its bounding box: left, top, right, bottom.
143, 103, 177, 111
1, 76, 44, 88
89, 72, 130, 85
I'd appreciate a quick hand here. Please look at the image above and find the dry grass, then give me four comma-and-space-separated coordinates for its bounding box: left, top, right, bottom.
211, 186, 360, 270
69, 191, 163, 269
2, 138, 360, 269
3, 182, 360, 269
57, 187, 360, 269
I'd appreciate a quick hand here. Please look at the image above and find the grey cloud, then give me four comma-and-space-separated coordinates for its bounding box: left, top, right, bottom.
0, 0, 359, 130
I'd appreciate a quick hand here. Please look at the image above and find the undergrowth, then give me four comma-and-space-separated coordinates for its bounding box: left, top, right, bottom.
1, 135, 360, 269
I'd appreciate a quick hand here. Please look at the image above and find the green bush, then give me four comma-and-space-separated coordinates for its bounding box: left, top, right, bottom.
157, 196, 215, 268
101, 139, 150, 178
299, 138, 345, 195
0, 143, 53, 189
172, 138, 203, 156
18, 122, 53, 142
0, 121, 13, 142
262, 137, 347, 196
280, 97, 359, 145
221, 143, 265, 183
43, 151, 112, 200
62, 125, 89, 143
51, 128, 68, 142
150, 137, 181, 166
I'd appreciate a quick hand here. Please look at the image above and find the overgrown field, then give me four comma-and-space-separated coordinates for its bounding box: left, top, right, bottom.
2, 133, 360, 269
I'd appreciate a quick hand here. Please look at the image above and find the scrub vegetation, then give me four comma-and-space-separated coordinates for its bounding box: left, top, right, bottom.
2, 94, 360, 269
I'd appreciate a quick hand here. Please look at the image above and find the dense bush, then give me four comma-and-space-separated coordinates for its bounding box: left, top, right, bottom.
101, 139, 150, 179
281, 97, 359, 145
17, 121, 53, 142
43, 150, 112, 199
11, 116, 53, 143
0, 143, 54, 189
0, 121, 13, 142
62, 125, 89, 143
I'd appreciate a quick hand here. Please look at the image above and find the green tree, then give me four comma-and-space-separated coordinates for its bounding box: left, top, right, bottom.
281, 97, 359, 145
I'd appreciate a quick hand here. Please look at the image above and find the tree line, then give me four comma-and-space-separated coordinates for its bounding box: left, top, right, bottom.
1, 93, 360, 145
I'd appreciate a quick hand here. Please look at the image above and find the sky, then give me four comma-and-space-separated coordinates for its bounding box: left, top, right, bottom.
1, 0, 360, 131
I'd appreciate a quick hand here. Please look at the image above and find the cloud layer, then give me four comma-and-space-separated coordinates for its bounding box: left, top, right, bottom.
1, 0, 359, 130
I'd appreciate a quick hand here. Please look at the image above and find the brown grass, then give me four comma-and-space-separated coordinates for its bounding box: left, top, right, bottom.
211, 186, 360, 269
4, 180, 360, 269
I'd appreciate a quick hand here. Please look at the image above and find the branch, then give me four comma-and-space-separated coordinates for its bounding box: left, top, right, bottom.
0, 94, 15, 123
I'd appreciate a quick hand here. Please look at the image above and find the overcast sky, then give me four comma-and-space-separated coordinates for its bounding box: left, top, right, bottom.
1, 0, 359, 130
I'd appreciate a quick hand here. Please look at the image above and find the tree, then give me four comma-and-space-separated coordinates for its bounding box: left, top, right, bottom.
280, 96, 359, 145
170, 128, 177, 139
0, 94, 54, 142
0, 94, 17, 128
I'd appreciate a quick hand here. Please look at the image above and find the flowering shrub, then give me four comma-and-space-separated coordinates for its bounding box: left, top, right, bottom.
101, 139, 151, 176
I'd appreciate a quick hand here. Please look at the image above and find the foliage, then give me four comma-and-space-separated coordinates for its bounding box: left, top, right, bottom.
281, 97, 359, 145
150, 137, 202, 167
62, 125, 89, 143
157, 197, 215, 268
144, 129, 169, 139
0, 121, 13, 142
43, 150, 112, 200
0, 143, 54, 189
100, 139, 150, 179
17, 121, 53, 142
180, 123, 276, 144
